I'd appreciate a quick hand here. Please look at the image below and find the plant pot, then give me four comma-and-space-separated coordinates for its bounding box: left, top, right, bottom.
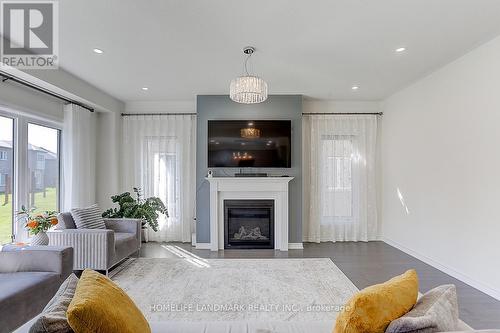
141, 227, 149, 243
31, 231, 49, 245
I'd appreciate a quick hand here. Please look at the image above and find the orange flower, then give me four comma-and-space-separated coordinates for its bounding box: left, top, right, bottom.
50, 218, 58, 225
27, 220, 38, 229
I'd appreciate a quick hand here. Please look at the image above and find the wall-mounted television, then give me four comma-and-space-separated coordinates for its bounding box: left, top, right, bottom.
208, 120, 291, 168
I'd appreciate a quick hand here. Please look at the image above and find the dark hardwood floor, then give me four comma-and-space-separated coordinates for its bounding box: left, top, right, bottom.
136, 241, 500, 329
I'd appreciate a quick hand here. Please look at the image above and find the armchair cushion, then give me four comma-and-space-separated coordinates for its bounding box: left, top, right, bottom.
114, 233, 138, 263
56, 213, 76, 230
70, 204, 106, 230
115, 233, 135, 244
104, 218, 142, 234
104, 218, 142, 245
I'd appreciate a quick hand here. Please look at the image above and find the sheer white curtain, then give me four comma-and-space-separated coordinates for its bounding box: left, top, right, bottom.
303, 115, 378, 242
122, 114, 196, 242
62, 104, 97, 210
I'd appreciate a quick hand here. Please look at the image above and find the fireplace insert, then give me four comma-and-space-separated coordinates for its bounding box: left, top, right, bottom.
224, 200, 274, 249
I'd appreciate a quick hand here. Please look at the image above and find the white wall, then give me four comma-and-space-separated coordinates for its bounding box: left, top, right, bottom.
302, 100, 381, 114
381, 35, 500, 300
0, 81, 64, 121
125, 100, 195, 114
25, 68, 123, 113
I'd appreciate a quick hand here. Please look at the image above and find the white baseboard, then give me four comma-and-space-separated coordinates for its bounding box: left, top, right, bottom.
288, 243, 304, 250
382, 237, 500, 301
195, 243, 211, 250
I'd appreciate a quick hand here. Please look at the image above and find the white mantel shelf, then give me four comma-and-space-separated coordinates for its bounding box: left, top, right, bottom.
205, 177, 294, 251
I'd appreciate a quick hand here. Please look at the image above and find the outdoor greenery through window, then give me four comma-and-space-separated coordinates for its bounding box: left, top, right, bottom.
28, 123, 60, 215
0, 116, 13, 244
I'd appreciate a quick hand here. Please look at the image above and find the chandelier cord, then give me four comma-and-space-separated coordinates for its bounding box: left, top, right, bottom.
243, 52, 252, 76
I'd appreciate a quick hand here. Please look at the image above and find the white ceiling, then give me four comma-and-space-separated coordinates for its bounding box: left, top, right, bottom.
57, 0, 500, 102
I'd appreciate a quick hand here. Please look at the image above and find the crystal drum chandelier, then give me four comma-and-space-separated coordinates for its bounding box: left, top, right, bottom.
230, 46, 268, 104
240, 127, 261, 139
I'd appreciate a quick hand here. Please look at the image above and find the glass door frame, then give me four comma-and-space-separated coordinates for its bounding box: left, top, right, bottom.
0, 112, 16, 243
0, 106, 63, 242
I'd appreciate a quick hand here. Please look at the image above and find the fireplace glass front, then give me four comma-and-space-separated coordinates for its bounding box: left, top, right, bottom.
224, 200, 274, 249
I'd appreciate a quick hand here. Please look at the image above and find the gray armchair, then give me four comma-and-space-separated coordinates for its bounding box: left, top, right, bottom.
47, 213, 142, 273
0, 246, 73, 333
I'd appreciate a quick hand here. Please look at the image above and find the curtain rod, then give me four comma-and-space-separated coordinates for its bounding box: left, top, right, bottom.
302, 112, 383, 116
0, 71, 95, 112
123, 112, 381, 116
121, 113, 197, 116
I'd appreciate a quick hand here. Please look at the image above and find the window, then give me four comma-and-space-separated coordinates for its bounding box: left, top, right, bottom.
0, 112, 62, 244
321, 135, 354, 220
28, 123, 60, 214
0, 116, 14, 244
154, 152, 179, 223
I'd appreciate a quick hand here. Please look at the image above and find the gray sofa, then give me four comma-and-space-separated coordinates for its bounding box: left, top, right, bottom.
0, 246, 73, 333
47, 213, 142, 273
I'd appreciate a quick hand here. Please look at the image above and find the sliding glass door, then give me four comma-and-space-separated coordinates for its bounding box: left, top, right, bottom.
0, 116, 14, 244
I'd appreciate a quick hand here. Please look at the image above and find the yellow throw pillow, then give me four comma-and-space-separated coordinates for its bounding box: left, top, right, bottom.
334, 269, 418, 333
67, 269, 151, 333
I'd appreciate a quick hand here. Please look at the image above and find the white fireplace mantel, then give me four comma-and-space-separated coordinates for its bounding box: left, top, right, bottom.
205, 177, 294, 251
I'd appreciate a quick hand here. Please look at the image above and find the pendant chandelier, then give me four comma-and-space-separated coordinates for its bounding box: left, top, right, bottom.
240, 127, 261, 139
230, 46, 268, 104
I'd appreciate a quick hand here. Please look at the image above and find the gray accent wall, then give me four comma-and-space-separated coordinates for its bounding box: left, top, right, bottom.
196, 95, 303, 244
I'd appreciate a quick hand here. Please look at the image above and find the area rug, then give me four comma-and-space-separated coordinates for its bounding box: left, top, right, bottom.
111, 255, 359, 322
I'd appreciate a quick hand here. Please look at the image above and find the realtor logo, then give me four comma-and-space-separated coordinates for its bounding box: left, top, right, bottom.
1, 0, 59, 69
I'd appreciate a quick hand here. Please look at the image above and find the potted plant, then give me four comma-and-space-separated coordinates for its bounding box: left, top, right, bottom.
17, 206, 58, 245
102, 187, 168, 242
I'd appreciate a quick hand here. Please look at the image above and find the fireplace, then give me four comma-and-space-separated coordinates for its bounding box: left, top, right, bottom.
206, 177, 293, 251
224, 200, 274, 249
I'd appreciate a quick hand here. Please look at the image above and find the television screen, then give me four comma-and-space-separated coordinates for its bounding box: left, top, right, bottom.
208, 120, 291, 168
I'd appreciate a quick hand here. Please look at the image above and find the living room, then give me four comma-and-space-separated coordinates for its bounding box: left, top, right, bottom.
1, 1, 500, 332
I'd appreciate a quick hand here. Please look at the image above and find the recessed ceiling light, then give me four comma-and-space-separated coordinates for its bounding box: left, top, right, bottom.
351, 86, 359, 90
395, 47, 406, 53
93, 48, 104, 54
248, 122, 254, 126
141, 87, 149, 91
